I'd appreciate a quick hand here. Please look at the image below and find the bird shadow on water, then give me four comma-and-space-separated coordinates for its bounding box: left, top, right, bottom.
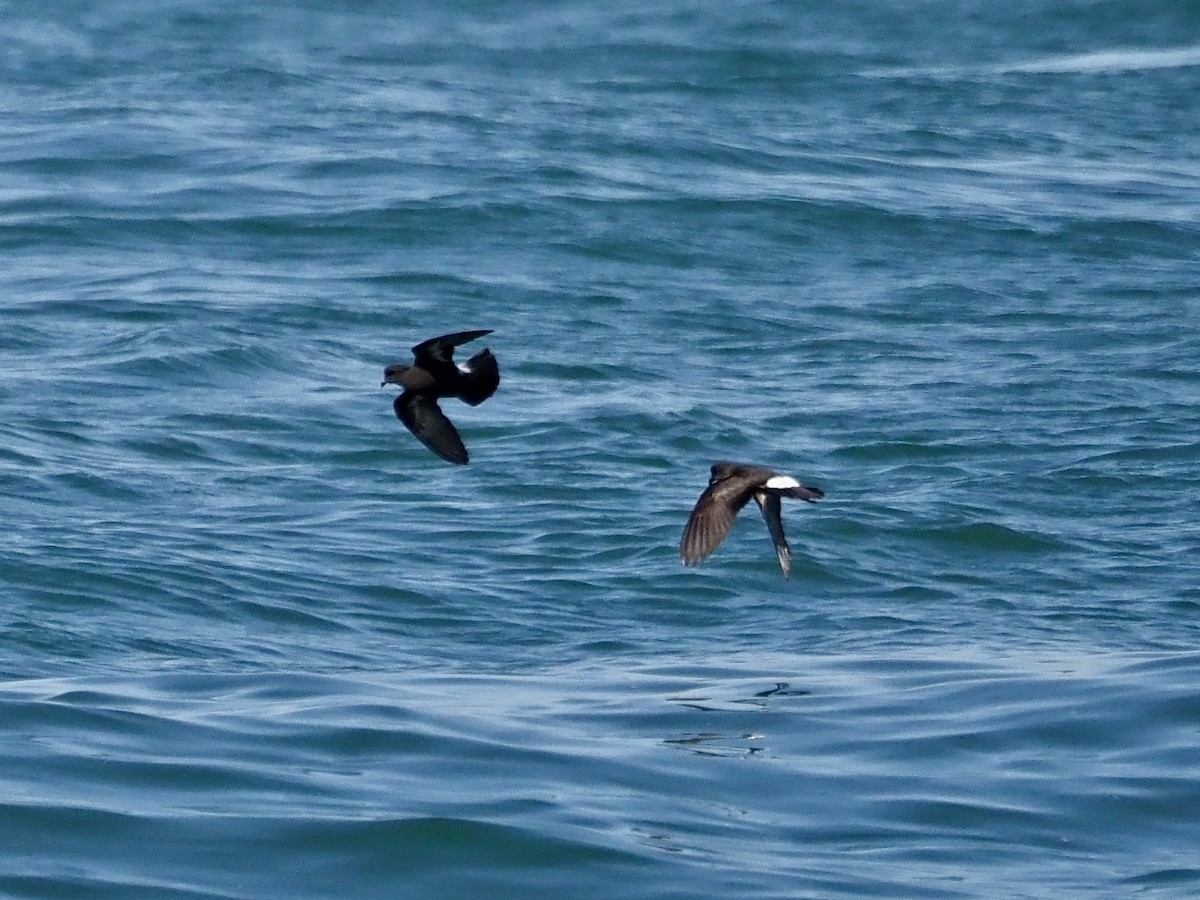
661, 680, 813, 758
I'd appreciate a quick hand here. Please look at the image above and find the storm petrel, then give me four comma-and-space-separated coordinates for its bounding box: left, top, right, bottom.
680, 461, 824, 577
381, 329, 500, 464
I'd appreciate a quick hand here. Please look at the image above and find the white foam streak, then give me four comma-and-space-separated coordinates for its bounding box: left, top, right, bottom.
1003, 45, 1200, 75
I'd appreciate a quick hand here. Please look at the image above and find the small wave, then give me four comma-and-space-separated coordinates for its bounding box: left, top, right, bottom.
863, 44, 1200, 79
998, 45, 1200, 75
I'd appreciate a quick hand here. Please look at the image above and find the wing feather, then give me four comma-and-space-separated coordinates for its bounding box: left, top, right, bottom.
410, 329, 492, 368
679, 473, 759, 566
394, 392, 469, 464
754, 492, 792, 578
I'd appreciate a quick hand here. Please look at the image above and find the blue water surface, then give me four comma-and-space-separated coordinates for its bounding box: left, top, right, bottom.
2, 1, 1199, 897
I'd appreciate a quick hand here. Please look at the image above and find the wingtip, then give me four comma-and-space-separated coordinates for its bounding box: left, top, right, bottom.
774, 542, 792, 578
435, 445, 470, 465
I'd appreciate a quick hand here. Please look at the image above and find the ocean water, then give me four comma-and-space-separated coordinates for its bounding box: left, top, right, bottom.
3, 0, 1200, 896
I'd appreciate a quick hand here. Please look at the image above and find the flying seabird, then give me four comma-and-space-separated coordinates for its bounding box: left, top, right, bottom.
381, 329, 500, 464
680, 461, 824, 577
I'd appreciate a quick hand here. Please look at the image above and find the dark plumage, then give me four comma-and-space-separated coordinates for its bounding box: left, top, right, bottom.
381, 329, 500, 464
680, 461, 823, 577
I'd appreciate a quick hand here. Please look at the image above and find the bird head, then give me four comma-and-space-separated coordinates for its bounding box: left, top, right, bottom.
381, 363, 409, 387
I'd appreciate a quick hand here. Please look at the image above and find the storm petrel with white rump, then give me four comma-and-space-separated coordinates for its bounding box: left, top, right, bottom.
382, 329, 500, 464
680, 461, 824, 577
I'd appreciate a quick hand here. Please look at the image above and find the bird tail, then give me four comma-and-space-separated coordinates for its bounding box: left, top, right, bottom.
459, 349, 500, 406
779, 484, 824, 502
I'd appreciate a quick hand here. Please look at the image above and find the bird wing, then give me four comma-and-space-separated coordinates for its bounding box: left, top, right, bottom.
679, 472, 760, 566
394, 392, 469, 464
753, 492, 792, 578
410, 329, 493, 369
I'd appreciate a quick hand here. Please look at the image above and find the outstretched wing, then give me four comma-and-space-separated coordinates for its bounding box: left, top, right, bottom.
394, 392, 469, 464
753, 492, 792, 578
679, 473, 759, 566
410, 329, 493, 370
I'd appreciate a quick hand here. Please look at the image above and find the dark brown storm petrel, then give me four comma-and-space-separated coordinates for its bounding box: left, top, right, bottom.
680, 461, 824, 577
382, 329, 500, 464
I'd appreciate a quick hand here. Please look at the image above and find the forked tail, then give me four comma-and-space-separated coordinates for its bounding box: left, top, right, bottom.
459, 348, 500, 406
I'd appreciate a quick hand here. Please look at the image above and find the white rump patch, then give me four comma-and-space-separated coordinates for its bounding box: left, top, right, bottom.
765, 475, 801, 490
